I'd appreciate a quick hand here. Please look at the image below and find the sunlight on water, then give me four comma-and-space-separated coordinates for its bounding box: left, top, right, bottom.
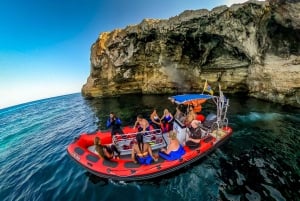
237, 112, 282, 122
262, 184, 286, 201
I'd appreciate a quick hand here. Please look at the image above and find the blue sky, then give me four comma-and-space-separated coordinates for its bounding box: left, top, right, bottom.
0, 0, 251, 109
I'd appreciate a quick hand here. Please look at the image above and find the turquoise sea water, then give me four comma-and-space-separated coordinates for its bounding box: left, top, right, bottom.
0, 93, 299, 201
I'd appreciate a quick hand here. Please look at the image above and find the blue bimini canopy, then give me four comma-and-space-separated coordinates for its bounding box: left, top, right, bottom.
169, 94, 213, 105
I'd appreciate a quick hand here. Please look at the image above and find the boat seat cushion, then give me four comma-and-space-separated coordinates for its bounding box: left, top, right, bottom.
103, 160, 118, 168
124, 162, 142, 168
185, 141, 200, 148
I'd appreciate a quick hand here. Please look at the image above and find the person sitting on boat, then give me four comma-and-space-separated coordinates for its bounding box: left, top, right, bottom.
150, 108, 161, 130
94, 136, 121, 160
131, 133, 157, 164
185, 120, 203, 148
159, 131, 185, 161
174, 106, 185, 124
134, 114, 150, 133
184, 105, 197, 126
160, 108, 174, 132
106, 112, 124, 137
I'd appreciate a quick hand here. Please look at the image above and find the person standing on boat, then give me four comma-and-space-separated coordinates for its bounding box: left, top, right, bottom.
106, 112, 124, 137
150, 108, 161, 130
160, 108, 174, 132
131, 133, 157, 164
94, 136, 120, 160
134, 114, 150, 133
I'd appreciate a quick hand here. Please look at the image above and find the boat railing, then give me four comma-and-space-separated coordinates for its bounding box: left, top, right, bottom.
112, 129, 167, 155
208, 94, 229, 135
198, 115, 228, 138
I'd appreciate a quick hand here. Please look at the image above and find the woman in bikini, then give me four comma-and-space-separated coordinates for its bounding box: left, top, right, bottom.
160, 108, 174, 132
159, 131, 185, 160
94, 137, 120, 160
131, 133, 157, 165
150, 108, 161, 130
185, 105, 196, 126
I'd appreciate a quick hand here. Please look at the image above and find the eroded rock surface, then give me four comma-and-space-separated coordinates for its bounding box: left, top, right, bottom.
82, 0, 300, 107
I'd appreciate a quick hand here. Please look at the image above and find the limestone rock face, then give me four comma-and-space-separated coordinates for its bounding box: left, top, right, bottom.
82, 0, 300, 107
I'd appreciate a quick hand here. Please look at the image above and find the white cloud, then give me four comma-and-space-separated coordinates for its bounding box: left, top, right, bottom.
225, 0, 265, 6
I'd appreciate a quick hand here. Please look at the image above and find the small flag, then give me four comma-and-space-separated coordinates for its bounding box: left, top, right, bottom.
204, 81, 214, 95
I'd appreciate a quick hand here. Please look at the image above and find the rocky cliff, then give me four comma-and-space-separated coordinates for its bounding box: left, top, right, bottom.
82, 0, 300, 107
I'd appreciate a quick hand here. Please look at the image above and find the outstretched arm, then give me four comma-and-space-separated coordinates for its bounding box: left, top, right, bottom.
168, 114, 174, 123
133, 120, 139, 128
187, 137, 201, 143
142, 121, 147, 131
151, 115, 160, 124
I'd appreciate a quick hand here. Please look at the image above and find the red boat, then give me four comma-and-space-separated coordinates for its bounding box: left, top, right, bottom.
67, 90, 233, 181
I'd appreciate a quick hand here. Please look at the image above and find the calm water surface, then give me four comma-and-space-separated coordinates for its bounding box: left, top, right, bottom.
0, 93, 299, 201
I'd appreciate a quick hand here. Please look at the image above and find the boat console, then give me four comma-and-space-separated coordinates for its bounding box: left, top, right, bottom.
173, 118, 187, 145
112, 129, 168, 155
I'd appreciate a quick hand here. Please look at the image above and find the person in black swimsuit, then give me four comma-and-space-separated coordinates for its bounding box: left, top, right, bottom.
150, 108, 161, 130
94, 137, 120, 160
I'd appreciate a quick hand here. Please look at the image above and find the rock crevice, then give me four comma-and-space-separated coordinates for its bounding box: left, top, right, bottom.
82, 0, 300, 107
